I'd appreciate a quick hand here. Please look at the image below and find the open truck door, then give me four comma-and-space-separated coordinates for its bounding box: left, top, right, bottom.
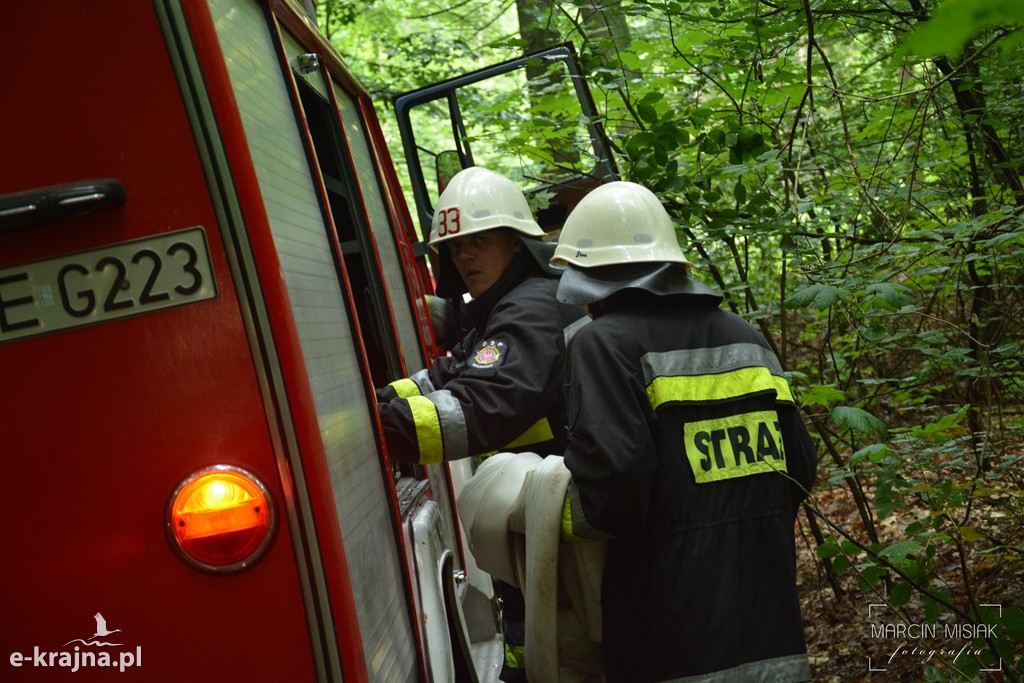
392, 43, 618, 243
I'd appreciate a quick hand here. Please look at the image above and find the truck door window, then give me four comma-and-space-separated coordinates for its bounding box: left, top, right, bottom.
294, 74, 401, 387
408, 65, 593, 202
329, 83, 429, 378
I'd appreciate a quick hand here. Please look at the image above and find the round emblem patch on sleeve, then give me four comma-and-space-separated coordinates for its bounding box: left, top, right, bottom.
470, 339, 508, 369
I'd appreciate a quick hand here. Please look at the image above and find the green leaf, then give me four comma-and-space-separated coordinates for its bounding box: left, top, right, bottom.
980, 231, 1024, 249
996, 606, 1024, 640
832, 406, 889, 438
638, 102, 660, 124
733, 182, 747, 206
863, 323, 890, 342
850, 443, 892, 466
924, 596, 941, 622
784, 284, 848, 310
879, 540, 921, 563
900, 0, 1024, 59
672, 29, 709, 53
840, 540, 860, 556
858, 563, 888, 590
910, 405, 970, 441
817, 540, 841, 559
800, 384, 846, 409
866, 282, 915, 311
890, 581, 913, 608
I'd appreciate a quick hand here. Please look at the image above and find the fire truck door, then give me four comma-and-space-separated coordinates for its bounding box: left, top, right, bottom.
199, 3, 431, 679
0, 2, 327, 680
275, 31, 485, 681
392, 42, 618, 242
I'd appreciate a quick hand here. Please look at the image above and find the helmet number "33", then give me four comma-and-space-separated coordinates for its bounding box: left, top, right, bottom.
436, 207, 461, 237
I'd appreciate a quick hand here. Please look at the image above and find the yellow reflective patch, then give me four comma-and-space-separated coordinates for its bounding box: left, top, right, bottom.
503, 418, 553, 449
683, 410, 787, 483
388, 378, 422, 399
406, 395, 444, 464
503, 642, 526, 668
647, 367, 794, 408
560, 493, 585, 543
473, 418, 554, 462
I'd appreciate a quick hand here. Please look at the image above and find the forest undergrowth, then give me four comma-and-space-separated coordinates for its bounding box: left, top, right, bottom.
796, 448, 1024, 681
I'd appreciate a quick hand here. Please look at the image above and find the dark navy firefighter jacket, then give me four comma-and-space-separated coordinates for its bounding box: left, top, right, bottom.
378, 251, 585, 464
563, 289, 817, 683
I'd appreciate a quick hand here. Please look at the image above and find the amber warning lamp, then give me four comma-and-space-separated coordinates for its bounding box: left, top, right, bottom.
166, 465, 276, 573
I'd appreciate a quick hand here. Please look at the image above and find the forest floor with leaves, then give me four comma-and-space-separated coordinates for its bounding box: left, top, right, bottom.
795, 479, 1023, 682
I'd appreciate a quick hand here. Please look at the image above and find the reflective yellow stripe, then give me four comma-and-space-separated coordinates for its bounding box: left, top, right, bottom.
560, 493, 586, 543
647, 366, 793, 408
503, 418, 553, 449
683, 410, 788, 483
503, 641, 526, 668
388, 378, 422, 399
406, 395, 444, 464
475, 418, 554, 462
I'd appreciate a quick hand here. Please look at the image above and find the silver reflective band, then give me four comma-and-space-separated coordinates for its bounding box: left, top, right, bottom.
410, 367, 437, 395
641, 343, 785, 383
563, 316, 591, 346
429, 389, 469, 460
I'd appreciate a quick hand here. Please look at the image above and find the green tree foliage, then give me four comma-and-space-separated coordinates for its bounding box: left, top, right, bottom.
321, 0, 1024, 678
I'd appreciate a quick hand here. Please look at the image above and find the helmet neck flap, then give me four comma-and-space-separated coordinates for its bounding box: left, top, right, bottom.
556, 261, 722, 306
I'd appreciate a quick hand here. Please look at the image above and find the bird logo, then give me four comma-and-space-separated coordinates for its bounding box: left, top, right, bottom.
92, 613, 122, 639
64, 613, 123, 647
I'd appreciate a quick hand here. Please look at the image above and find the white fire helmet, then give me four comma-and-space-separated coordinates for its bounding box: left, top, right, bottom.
429, 167, 545, 249
551, 182, 720, 306
550, 181, 693, 269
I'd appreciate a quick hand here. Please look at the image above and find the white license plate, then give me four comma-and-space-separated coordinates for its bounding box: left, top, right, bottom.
0, 226, 217, 344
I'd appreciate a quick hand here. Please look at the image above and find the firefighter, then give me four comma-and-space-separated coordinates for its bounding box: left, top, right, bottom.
377, 166, 586, 681
552, 181, 817, 683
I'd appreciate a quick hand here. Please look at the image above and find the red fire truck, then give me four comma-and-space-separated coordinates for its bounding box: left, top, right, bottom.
1, 1, 614, 680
